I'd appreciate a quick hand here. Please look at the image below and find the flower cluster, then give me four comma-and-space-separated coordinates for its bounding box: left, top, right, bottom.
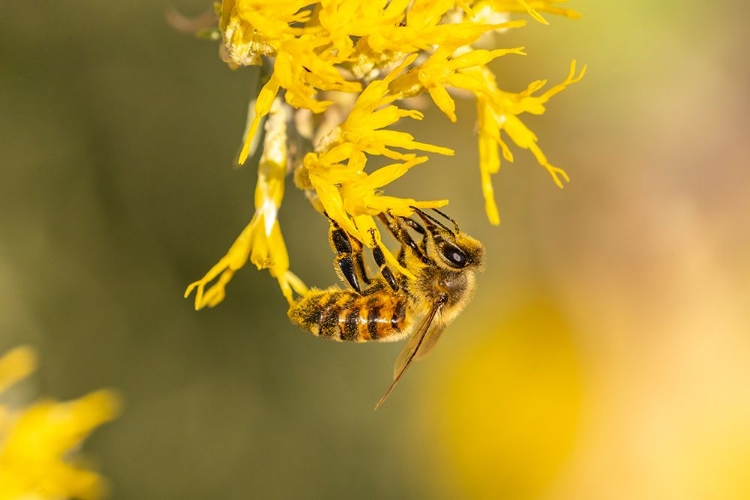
0, 346, 120, 500
186, 0, 584, 308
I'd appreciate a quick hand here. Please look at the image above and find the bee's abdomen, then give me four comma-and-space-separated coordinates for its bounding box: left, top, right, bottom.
288, 289, 409, 342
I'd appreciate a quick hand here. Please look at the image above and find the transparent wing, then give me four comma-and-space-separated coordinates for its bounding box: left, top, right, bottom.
374, 297, 446, 410
413, 324, 446, 361
393, 318, 446, 378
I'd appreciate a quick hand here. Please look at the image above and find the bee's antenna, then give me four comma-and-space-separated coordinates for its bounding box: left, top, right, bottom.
411, 207, 454, 235
431, 208, 460, 232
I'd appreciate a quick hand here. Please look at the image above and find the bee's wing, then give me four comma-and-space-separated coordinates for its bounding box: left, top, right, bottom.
394, 319, 446, 377
413, 323, 446, 361
374, 297, 445, 410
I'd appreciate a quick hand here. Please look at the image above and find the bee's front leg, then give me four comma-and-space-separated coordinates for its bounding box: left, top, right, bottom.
377, 212, 431, 264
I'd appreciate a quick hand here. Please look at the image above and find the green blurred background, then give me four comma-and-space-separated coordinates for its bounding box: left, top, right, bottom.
2, 1, 749, 498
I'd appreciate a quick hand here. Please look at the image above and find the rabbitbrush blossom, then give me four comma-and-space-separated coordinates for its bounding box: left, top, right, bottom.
186, 0, 584, 308
0, 346, 120, 500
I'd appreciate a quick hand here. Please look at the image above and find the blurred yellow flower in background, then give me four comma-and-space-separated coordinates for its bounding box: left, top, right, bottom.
0, 346, 120, 500
186, 0, 584, 309
422, 298, 582, 499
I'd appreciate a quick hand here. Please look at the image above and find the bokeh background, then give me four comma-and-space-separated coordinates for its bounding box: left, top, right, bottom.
2, 0, 749, 498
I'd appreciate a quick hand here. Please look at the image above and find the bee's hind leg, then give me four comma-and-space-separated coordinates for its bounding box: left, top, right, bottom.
329, 218, 370, 294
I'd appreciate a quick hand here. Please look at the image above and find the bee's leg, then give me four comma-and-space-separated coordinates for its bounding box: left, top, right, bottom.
329, 218, 370, 294
399, 217, 431, 258
400, 217, 426, 235
377, 213, 430, 264
369, 229, 400, 292
377, 213, 408, 267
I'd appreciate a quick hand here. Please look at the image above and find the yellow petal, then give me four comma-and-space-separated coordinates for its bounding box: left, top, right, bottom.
239, 75, 281, 165
427, 85, 457, 122
0, 345, 36, 394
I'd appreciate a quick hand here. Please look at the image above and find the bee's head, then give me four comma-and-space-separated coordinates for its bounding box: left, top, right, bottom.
413, 209, 485, 271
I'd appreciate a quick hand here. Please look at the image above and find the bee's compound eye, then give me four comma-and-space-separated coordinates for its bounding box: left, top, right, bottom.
440, 243, 468, 268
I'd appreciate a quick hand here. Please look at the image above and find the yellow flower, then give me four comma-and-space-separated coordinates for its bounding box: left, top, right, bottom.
297, 57, 456, 275
0, 346, 120, 500
390, 43, 526, 122
487, 0, 581, 25
364, 0, 507, 54
331, 54, 454, 161
470, 60, 586, 224
237, 36, 364, 165
220, 0, 311, 67
187, 98, 308, 309
187, 0, 584, 307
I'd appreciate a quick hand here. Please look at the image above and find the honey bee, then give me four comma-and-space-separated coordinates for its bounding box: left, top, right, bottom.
287, 208, 484, 409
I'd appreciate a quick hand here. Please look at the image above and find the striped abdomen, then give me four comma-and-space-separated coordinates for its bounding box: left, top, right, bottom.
288, 289, 411, 342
